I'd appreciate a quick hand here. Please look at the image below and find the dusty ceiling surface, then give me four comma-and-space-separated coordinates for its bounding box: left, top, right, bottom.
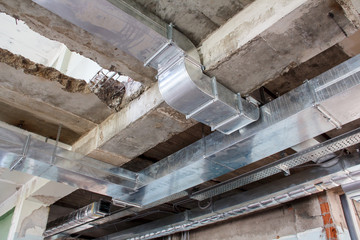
132, 0, 255, 45
0, 0, 360, 239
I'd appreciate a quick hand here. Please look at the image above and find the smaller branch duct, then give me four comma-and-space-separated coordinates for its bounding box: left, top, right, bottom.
44, 200, 111, 237
0, 124, 142, 199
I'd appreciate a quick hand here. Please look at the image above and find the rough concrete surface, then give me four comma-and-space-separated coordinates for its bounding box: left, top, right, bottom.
100, 102, 196, 160
133, 0, 254, 45
90, 76, 126, 112
0, 60, 113, 144
0, 48, 90, 93
0, 0, 156, 86
262, 44, 350, 96
72, 84, 196, 165
190, 196, 324, 240
17, 206, 48, 238
201, 0, 358, 95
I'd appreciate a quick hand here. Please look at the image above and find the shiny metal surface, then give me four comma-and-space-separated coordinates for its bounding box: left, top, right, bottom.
191, 126, 360, 200
342, 181, 360, 201
118, 55, 360, 207
44, 200, 111, 237
32, 0, 259, 135
96, 154, 360, 240
53, 57, 360, 236
32, 0, 199, 67
0, 126, 143, 199
158, 57, 260, 135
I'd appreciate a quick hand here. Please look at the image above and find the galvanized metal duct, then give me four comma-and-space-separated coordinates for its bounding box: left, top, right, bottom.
50, 122, 360, 238
32, 0, 260, 135
0, 124, 143, 199
44, 200, 111, 237
191, 126, 360, 201
116, 55, 360, 206
97, 154, 360, 240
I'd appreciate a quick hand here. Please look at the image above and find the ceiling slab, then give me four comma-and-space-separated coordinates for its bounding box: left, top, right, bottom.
133, 0, 255, 46
73, 85, 196, 165
200, 0, 358, 95
0, 0, 156, 86
0, 53, 114, 143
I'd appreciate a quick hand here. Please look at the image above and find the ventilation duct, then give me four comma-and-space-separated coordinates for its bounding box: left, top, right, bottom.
32, 0, 259, 135
191, 126, 360, 201
0, 124, 141, 199
115, 55, 360, 207
44, 122, 360, 238
97, 154, 360, 240
44, 200, 111, 237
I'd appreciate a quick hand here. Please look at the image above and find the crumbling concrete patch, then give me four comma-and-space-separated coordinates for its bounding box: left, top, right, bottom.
90, 77, 126, 112
0, 0, 156, 86
17, 206, 48, 238
0, 48, 90, 93
0, 47, 131, 111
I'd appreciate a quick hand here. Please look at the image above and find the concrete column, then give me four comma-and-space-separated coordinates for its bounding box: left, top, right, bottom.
3, 177, 75, 240
8, 198, 48, 240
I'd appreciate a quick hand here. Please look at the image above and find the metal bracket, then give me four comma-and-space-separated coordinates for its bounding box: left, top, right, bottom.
276, 164, 291, 176
246, 96, 261, 107
304, 79, 319, 106
10, 135, 31, 171
166, 22, 174, 41
51, 125, 62, 165
144, 40, 172, 67
144, 23, 174, 67
315, 105, 342, 129
305, 79, 342, 129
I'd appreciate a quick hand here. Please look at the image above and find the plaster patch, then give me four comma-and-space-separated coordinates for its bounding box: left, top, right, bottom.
30, 195, 58, 205
274, 227, 326, 240
17, 206, 48, 238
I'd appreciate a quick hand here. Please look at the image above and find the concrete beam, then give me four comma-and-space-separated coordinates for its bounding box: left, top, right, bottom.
200, 0, 359, 95
0, 60, 114, 144
72, 84, 196, 165
0, 0, 156, 86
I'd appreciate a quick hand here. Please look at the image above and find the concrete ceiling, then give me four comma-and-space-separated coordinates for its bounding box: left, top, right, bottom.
0, 0, 360, 238
133, 0, 254, 45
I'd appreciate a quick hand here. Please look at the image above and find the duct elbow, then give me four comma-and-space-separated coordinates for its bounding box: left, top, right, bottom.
158, 57, 260, 135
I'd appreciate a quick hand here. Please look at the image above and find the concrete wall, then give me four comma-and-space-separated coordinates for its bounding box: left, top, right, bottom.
168, 193, 351, 240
